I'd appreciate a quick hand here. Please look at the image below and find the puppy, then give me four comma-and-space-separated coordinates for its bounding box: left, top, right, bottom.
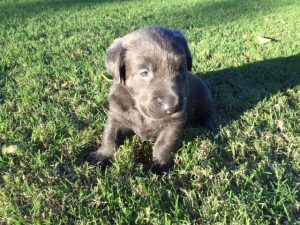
89, 26, 213, 174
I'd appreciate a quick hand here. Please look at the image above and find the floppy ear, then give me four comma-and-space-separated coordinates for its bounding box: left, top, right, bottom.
105, 38, 126, 83
173, 30, 193, 71
186, 47, 192, 72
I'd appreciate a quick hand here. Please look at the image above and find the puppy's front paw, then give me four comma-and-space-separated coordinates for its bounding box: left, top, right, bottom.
151, 159, 172, 175
87, 151, 111, 169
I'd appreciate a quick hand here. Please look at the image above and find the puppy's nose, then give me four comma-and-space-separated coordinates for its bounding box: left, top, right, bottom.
162, 104, 176, 115
156, 97, 178, 115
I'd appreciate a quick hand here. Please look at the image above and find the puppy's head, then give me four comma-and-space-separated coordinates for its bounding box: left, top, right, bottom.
105, 27, 192, 119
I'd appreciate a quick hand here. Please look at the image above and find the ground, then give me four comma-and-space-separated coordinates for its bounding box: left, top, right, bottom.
0, 0, 299, 224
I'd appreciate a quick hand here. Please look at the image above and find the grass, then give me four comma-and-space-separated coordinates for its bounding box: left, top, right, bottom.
0, 0, 300, 224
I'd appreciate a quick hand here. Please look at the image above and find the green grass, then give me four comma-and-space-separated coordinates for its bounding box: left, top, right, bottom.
0, 0, 300, 224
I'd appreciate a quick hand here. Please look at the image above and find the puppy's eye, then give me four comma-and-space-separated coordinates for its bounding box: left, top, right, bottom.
139, 69, 152, 78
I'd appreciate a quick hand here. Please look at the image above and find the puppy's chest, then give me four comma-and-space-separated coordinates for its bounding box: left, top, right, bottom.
136, 118, 164, 141
109, 84, 164, 140
118, 109, 163, 140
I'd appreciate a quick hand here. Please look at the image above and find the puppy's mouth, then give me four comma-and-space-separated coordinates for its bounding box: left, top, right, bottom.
139, 103, 185, 120
139, 105, 164, 119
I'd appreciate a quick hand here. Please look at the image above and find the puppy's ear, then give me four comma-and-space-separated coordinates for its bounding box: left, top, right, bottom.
105, 38, 126, 83
185, 47, 192, 72
173, 31, 193, 71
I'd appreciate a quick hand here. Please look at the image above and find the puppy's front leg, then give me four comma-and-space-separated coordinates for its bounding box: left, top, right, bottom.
88, 116, 126, 168
152, 124, 183, 175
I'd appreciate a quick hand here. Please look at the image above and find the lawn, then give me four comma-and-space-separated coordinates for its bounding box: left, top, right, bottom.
0, 0, 300, 224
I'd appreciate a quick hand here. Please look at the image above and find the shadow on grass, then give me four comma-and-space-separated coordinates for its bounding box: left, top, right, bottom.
203, 54, 300, 126
0, 0, 114, 15
188, 53, 300, 155
0, 0, 290, 29
157, 0, 291, 29
180, 54, 299, 172
0, 0, 122, 24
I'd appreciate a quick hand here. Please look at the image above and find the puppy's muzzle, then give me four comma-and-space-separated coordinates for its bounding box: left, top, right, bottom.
156, 96, 178, 115
149, 90, 181, 117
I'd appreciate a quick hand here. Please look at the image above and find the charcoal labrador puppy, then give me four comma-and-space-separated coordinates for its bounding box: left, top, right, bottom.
89, 26, 213, 174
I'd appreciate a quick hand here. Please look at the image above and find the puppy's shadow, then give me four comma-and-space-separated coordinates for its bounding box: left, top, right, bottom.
185, 54, 300, 141
131, 139, 153, 171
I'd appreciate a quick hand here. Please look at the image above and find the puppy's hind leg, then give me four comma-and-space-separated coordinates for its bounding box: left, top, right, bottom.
198, 108, 214, 132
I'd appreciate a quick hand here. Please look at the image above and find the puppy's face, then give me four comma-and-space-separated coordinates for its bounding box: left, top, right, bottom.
124, 47, 188, 119
105, 27, 192, 119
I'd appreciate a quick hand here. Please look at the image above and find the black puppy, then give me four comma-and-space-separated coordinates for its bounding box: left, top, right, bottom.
89, 26, 213, 174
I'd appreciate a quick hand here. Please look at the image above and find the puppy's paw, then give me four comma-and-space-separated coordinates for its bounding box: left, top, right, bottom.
151, 160, 172, 175
87, 151, 111, 169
